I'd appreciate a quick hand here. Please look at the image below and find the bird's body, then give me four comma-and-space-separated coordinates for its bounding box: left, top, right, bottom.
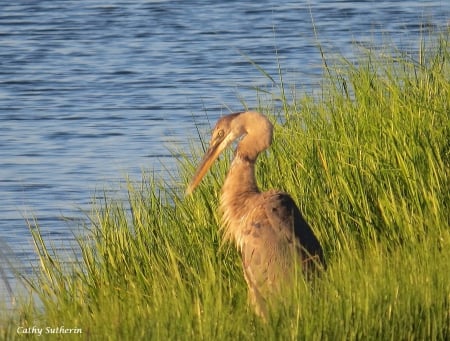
186, 111, 325, 318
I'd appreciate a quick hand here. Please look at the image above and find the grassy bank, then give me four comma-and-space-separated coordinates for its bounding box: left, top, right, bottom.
2, 34, 450, 340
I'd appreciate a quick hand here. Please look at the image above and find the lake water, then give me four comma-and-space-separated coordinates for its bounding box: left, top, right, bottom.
0, 1, 449, 303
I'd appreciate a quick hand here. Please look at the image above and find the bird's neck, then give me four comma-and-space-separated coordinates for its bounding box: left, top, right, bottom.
224, 154, 259, 192
219, 155, 259, 245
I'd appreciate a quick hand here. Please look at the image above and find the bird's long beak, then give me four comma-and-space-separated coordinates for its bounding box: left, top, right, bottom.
186, 135, 230, 196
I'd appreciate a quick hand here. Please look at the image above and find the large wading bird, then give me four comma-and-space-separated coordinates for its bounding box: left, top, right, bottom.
186, 111, 325, 318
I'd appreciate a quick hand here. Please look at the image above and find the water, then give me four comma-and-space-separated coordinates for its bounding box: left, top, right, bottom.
0, 0, 448, 302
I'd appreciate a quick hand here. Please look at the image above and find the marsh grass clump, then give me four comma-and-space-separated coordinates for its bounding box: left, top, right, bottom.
269, 36, 450, 252
3, 34, 450, 340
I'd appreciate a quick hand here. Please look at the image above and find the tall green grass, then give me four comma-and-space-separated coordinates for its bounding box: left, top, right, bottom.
2, 33, 450, 340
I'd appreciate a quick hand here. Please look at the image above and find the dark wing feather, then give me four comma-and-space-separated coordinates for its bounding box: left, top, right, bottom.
265, 192, 325, 268
240, 191, 325, 301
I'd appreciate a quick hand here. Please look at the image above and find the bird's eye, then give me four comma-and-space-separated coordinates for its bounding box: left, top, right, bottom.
217, 129, 224, 138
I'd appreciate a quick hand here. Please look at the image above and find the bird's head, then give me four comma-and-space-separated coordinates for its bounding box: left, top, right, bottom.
186, 112, 245, 195
186, 111, 272, 196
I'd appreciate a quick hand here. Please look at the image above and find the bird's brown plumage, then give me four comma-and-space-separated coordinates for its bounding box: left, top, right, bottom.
186, 111, 325, 318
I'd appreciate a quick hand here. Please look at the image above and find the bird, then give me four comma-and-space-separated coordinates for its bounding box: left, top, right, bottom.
186, 111, 325, 319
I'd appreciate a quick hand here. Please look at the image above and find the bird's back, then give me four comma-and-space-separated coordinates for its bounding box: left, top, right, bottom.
239, 190, 325, 312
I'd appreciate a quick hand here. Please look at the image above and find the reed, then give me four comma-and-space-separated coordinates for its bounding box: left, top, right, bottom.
2, 33, 450, 340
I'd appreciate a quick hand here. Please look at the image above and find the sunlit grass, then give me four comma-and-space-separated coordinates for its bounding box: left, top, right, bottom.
2, 32, 450, 340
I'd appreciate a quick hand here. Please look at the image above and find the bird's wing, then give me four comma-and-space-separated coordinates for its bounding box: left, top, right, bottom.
264, 192, 325, 267
240, 191, 325, 295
